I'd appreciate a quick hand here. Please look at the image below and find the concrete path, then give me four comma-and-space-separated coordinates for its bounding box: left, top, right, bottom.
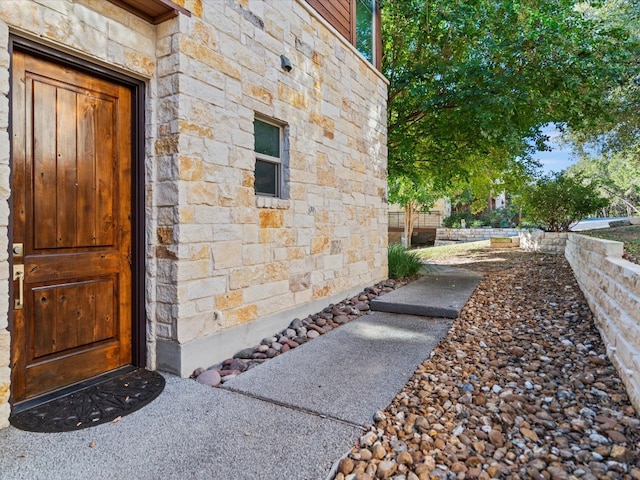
223, 313, 451, 426
370, 264, 482, 318
0, 265, 481, 480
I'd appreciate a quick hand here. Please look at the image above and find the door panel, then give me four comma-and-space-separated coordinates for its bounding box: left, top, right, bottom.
11, 51, 133, 402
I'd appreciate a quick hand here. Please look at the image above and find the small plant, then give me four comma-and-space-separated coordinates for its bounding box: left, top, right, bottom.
388, 244, 424, 279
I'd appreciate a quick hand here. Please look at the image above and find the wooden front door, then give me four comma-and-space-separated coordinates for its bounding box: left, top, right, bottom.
11, 51, 133, 402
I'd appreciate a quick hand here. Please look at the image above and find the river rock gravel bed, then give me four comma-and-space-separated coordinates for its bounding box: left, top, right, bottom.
335, 250, 640, 480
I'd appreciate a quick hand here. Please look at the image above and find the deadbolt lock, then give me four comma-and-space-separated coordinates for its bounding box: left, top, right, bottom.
13, 243, 24, 256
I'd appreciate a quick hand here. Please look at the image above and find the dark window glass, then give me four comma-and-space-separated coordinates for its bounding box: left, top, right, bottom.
255, 159, 278, 197
254, 120, 280, 157
356, 0, 374, 63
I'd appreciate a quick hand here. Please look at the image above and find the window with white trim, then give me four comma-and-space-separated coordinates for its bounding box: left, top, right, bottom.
254, 117, 288, 198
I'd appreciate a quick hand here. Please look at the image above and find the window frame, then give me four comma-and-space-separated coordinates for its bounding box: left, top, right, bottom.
254, 116, 289, 199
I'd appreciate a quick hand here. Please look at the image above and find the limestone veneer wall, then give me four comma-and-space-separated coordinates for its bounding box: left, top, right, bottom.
435, 227, 520, 245
519, 231, 567, 254
152, 0, 388, 376
565, 234, 640, 412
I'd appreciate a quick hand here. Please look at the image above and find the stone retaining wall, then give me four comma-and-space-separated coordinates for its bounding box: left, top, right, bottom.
519, 231, 568, 254
435, 228, 520, 245
565, 234, 640, 412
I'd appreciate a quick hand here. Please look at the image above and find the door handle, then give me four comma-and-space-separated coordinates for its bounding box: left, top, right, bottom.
13, 264, 24, 310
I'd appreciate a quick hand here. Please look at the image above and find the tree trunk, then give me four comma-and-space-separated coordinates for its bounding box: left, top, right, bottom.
404, 200, 418, 248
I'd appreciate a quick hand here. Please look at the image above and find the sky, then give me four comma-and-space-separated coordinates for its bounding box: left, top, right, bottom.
530, 124, 577, 174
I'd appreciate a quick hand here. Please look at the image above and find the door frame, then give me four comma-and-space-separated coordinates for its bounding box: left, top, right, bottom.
8, 36, 147, 401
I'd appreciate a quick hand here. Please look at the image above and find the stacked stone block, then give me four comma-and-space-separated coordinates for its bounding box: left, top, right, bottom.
435, 227, 521, 245
565, 234, 640, 412
519, 231, 568, 254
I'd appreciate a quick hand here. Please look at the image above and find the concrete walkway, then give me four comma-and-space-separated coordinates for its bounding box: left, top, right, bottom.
0, 266, 482, 480
371, 264, 483, 318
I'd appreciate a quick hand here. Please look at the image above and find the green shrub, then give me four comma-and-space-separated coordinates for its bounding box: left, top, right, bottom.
520, 172, 609, 231
443, 212, 474, 228
444, 207, 518, 228
478, 207, 519, 228
388, 244, 423, 279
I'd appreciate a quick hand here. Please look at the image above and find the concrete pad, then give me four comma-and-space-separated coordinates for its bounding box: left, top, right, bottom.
223, 312, 452, 426
0, 376, 360, 480
370, 264, 482, 318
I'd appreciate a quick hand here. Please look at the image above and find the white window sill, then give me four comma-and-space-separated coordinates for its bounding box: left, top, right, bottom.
255, 196, 290, 209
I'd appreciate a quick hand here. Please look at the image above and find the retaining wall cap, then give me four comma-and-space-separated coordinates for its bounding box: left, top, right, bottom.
569, 233, 624, 258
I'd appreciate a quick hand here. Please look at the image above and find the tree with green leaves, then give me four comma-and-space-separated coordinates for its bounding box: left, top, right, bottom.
383, 0, 640, 203
519, 172, 609, 231
568, 154, 640, 216
565, 0, 640, 160
388, 174, 439, 247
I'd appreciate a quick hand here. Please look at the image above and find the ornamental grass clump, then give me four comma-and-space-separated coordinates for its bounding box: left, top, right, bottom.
388, 244, 423, 279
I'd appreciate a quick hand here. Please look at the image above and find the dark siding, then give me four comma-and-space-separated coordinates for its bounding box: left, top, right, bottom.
305, 0, 382, 70
306, 0, 351, 41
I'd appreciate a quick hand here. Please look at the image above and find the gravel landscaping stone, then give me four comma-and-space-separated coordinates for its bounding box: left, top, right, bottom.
333, 250, 640, 480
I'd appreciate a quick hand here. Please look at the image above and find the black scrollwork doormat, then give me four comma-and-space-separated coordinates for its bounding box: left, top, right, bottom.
10, 369, 165, 433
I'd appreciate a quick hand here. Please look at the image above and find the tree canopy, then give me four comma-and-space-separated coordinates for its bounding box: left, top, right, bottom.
383, 0, 640, 198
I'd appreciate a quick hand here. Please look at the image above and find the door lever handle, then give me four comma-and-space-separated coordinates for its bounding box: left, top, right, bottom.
13, 264, 24, 310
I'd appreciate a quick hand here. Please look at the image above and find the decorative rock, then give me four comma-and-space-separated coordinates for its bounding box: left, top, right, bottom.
233, 347, 255, 359
196, 369, 221, 386
605, 430, 628, 443
397, 451, 413, 465
229, 358, 247, 371
360, 449, 373, 461
355, 301, 370, 311
520, 427, 539, 442
334, 315, 349, 324
376, 461, 397, 479
547, 465, 569, 480
339, 458, 355, 475
610, 445, 634, 463
488, 430, 505, 448
372, 443, 386, 460
360, 431, 377, 447
192, 367, 205, 377
307, 330, 320, 339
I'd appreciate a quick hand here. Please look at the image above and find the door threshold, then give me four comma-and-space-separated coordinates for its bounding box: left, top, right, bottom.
11, 365, 137, 415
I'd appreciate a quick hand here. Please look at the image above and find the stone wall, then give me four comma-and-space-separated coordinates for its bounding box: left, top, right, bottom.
0, 0, 388, 426
565, 234, 640, 412
152, 0, 388, 375
519, 231, 568, 254
435, 227, 520, 245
